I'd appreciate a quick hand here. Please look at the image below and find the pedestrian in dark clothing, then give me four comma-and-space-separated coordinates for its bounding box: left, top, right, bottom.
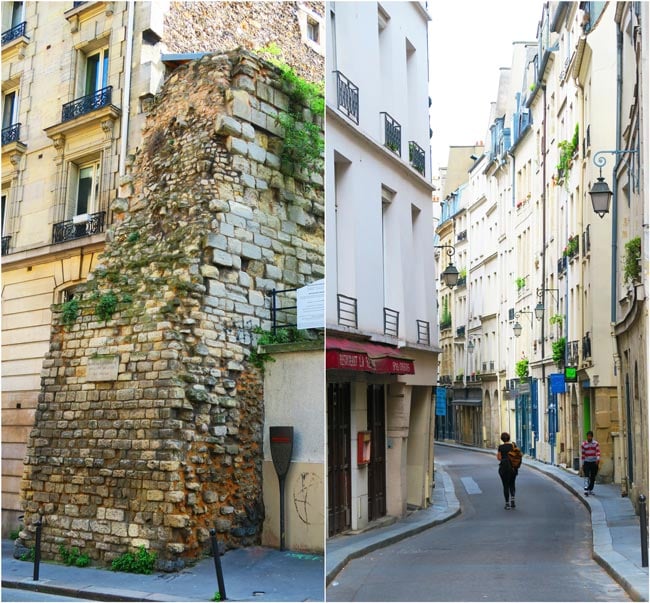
497, 432, 518, 510
581, 430, 600, 496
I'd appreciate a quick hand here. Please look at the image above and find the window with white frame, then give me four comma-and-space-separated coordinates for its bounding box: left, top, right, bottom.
84, 47, 109, 96
67, 160, 100, 218
298, 5, 324, 55
2, 90, 18, 130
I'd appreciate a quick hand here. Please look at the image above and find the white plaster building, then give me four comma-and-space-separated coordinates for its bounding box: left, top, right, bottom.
325, 1, 437, 536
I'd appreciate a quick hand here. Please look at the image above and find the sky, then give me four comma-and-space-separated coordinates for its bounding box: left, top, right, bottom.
428, 1, 544, 172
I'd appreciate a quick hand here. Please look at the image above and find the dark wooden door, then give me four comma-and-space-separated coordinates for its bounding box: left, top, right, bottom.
367, 384, 386, 521
327, 383, 351, 536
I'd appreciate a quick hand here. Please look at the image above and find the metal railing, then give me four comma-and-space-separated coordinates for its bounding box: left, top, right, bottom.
1, 235, 11, 256
417, 319, 430, 345
269, 287, 298, 334
456, 326, 465, 338
582, 332, 592, 360
439, 317, 452, 331
456, 230, 467, 242
457, 275, 467, 287
335, 71, 359, 125
567, 340, 579, 366
62, 86, 112, 122
582, 225, 591, 255
2, 21, 26, 45
558, 256, 567, 276
408, 141, 425, 175
383, 307, 399, 337
52, 211, 106, 244
438, 375, 452, 385
337, 294, 357, 329
1, 123, 21, 146
381, 112, 401, 156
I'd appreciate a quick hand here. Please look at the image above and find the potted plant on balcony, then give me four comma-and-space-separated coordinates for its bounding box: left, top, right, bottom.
552, 337, 566, 368
623, 236, 641, 284
515, 276, 526, 292
515, 358, 529, 383
563, 235, 579, 259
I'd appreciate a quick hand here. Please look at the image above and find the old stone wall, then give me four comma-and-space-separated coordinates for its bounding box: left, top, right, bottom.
17, 49, 323, 570
164, 1, 324, 84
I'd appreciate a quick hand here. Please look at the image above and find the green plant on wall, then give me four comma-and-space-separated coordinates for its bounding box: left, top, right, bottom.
623, 236, 641, 284
549, 314, 564, 328
249, 327, 312, 372
552, 337, 566, 367
61, 298, 80, 327
515, 358, 529, 382
515, 276, 526, 291
440, 297, 451, 327
95, 291, 118, 322
556, 125, 578, 181
256, 44, 324, 175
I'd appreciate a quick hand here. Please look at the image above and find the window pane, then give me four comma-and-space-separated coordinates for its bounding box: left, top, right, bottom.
11, 2, 23, 27
102, 49, 109, 88
86, 54, 99, 94
77, 166, 93, 215
1, 194, 6, 235
2, 92, 16, 129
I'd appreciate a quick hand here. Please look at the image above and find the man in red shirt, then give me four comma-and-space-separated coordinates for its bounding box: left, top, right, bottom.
581, 430, 601, 496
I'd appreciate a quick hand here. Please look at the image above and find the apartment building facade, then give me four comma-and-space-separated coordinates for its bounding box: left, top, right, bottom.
325, 1, 438, 536
435, 2, 647, 509
1, 0, 324, 536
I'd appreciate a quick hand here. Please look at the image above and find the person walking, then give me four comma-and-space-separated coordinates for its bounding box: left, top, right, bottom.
497, 432, 518, 510
581, 430, 600, 496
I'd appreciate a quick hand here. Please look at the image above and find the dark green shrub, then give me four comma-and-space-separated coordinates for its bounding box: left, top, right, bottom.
111, 545, 157, 574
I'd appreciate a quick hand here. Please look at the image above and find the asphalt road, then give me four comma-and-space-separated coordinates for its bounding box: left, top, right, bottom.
327, 445, 631, 602
1, 588, 97, 602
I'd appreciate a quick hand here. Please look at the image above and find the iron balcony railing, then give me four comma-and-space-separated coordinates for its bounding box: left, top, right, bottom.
457, 275, 467, 287
582, 225, 591, 255
383, 307, 399, 337
439, 317, 452, 331
582, 332, 592, 360
269, 287, 298, 334
408, 141, 425, 175
456, 230, 467, 242
62, 86, 112, 122
381, 112, 401, 156
558, 256, 567, 276
567, 340, 579, 366
2, 21, 26, 45
438, 375, 452, 385
417, 319, 430, 345
335, 71, 359, 125
337, 294, 357, 329
1, 235, 11, 256
52, 211, 106, 244
456, 326, 465, 338
2, 123, 21, 146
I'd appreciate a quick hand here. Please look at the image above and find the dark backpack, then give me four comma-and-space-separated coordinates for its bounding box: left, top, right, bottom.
507, 443, 523, 470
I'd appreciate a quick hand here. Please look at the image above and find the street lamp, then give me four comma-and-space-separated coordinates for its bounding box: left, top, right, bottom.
512, 310, 533, 337
467, 339, 475, 354
435, 244, 459, 288
534, 287, 559, 321
589, 149, 638, 217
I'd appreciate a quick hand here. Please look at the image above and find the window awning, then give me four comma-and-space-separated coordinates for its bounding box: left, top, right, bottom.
326, 337, 415, 375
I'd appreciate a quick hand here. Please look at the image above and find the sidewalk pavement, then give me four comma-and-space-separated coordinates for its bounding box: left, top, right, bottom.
326, 442, 649, 602
2, 539, 324, 602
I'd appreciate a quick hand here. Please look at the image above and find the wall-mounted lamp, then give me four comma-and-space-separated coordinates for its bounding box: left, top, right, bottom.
589, 149, 638, 217
434, 244, 459, 288
467, 334, 480, 354
535, 287, 559, 320
512, 310, 533, 338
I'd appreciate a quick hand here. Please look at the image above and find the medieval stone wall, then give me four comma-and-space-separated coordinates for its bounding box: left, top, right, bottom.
17, 49, 323, 570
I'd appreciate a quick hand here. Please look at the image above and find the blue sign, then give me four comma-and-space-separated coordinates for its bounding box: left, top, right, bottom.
435, 387, 447, 416
549, 372, 566, 394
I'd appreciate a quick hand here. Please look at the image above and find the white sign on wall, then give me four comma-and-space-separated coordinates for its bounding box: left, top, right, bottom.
297, 279, 324, 329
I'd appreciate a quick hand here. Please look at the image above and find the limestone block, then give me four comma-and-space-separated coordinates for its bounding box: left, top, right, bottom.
214, 114, 242, 137
230, 90, 252, 121
207, 233, 228, 250
212, 249, 234, 267
227, 136, 248, 156
241, 242, 262, 260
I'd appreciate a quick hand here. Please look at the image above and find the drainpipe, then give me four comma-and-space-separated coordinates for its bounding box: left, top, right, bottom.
612, 25, 628, 495
541, 83, 550, 464
119, 1, 135, 176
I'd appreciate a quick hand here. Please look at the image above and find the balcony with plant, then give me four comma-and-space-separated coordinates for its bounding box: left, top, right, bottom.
563, 235, 579, 260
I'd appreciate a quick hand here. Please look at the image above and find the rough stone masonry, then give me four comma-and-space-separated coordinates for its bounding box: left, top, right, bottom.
16, 49, 324, 570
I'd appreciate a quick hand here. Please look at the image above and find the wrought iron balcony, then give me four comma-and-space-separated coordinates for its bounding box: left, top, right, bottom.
582, 332, 592, 360
62, 86, 112, 122
456, 230, 467, 242
567, 339, 579, 366
2, 123, 21, 146
383, 307, 399, 337
408, 141, 425, 175
438, 375, 453, 385
269, 287, 298, 333
1, 235, 11, 256
52, 211, 106, 244
558, 255, 567, 276
439, 317, 452, 331
337, 293, 357, 329
335, 71, 359, 125
2, 21, 26, 45
582, 225, 591, 255
457, 275, 467, 287
381, 112, 401, 156
456, 326, 465, 338
417, 319, 430, 345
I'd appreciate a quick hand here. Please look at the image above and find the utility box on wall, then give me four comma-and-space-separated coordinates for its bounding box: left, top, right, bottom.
357, 431, 371, 465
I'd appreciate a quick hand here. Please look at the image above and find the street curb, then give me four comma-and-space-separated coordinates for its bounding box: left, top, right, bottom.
326, 467, 461, 585
436, 442, 648, 603
0, 578, 189, 602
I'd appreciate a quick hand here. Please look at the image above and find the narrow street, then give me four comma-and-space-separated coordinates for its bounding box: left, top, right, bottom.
327, 446, 631, 602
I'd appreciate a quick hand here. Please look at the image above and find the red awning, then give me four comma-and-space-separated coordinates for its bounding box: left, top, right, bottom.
326, 337, 415, 375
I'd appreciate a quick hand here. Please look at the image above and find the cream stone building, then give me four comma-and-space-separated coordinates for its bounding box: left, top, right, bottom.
1, 0, 324, 538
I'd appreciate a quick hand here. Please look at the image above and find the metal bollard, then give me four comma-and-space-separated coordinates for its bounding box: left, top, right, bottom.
639, 495, 648, 568
210, 529, 227, 600
33, 516, 43, 581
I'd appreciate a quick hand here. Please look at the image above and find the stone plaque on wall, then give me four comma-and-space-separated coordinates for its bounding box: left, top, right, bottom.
86, 355, 119, 382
